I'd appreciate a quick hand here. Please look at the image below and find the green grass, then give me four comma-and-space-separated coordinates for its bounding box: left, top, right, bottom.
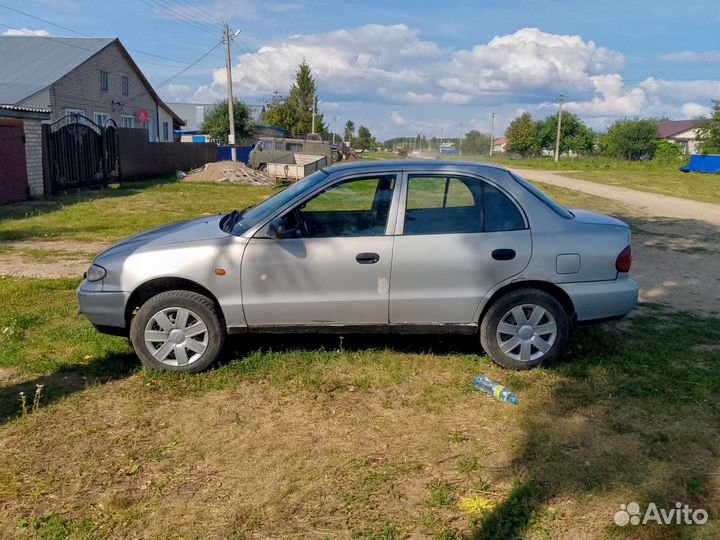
1, 275, 719, 538
0, 178, 273, 243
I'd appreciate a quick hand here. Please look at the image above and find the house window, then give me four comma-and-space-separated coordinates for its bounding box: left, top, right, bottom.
94, 112, 110, 128
122, 76, 129, 96
100, 70, 108, 92
121, 115, 134, 128
163, 121, 169, 141
65, 108, 86, 125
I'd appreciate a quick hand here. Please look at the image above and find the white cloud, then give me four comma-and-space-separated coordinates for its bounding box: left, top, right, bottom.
403, 91, 435, 103
681, 102, 711, 118
166, 83, 192, 101
179, 24, 720, 137
391, 111, 407, 126
441, 92, 473, 105
660, 51, 720, 63
3, 28, 50, 36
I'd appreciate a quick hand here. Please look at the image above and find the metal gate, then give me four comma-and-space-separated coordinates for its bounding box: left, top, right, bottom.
47, 114, 120, 194
0, 119, 29, 204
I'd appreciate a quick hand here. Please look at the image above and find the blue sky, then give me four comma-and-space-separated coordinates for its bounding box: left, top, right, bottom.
2, 0, 720, 139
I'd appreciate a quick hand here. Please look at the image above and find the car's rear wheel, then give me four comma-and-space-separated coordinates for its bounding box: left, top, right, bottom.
480, 288, 569, 370
130, 290, 225, 373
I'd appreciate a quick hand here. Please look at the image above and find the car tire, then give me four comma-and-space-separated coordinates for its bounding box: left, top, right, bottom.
130, 290, 226, 373
480, 288, 569, 370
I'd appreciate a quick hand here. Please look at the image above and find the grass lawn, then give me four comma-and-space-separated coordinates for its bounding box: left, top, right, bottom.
0, 178, 273, 243
1, 179, 719, 538
362, 151, 720, 205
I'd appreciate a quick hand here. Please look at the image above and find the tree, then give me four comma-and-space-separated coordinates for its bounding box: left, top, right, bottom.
286, 61, 326, 136
344, 120, 355, 143
697, 100, 720, 154
259, 62, 326, 136
461, 130, 492, 155
505, 112, 538, 156
535, 112, 594, 155
599, 119, 658, 160
201, 99, 254, 144
355, 125, 376, 150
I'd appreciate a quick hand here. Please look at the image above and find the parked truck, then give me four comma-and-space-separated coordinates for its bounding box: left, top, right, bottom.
248, 136, 339, 171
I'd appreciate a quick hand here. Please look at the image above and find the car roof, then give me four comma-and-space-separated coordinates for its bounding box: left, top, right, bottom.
322, 159, 510, 176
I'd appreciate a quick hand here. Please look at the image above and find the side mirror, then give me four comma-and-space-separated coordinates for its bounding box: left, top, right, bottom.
266, 217, 287, 239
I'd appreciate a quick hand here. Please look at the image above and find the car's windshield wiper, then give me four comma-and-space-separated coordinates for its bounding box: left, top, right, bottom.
220, 205, 254, 233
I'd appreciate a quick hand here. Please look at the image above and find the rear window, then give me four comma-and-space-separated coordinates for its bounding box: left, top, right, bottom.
511, 173, 574, 219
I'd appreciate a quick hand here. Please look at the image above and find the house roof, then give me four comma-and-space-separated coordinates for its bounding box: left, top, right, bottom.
0, 36, 114, 104
494, 137, 507, 145
0, 36, 183, 125
657, 120, 699, 139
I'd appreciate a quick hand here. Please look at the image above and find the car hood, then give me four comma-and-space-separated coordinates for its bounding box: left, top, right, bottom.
97, 215, 228, 259
568, 208, 628, 228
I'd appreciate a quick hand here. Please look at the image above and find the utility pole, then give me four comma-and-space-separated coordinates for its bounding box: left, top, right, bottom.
489, 112, 495, 156
554, 94, 564, 163
224, 23, 238, 161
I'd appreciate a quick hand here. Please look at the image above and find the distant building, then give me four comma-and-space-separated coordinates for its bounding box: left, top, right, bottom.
167, 101, 265, 141
0, 36, 183, 141
657, 120, 701, 154
493, 137, 507, 153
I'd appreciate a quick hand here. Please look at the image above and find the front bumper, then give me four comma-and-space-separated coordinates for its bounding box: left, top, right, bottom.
558, 276, 639, 322
77, 282, 129, 330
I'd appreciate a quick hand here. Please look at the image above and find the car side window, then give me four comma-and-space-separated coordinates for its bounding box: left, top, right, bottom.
404, 175, 524, 235
275, 142, 284, 151
284, 175, 396, 238
286, 143, 303, 152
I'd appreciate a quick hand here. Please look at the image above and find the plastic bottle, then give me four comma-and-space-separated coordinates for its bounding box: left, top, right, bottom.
473, 375, 518, 405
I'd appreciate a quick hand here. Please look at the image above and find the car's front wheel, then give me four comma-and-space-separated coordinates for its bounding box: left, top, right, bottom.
480, 288, 569, 370
130, 290, 226, 373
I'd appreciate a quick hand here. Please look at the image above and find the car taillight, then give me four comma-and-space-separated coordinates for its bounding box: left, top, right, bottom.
616, 245, 632, 273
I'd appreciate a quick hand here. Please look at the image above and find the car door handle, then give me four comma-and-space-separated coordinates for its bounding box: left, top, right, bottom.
356, 252, 380, 264
492, 249, 516, 261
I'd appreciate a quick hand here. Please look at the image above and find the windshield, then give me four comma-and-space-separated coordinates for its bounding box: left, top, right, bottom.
511, 173, 574, 219
226, 170, 329, 235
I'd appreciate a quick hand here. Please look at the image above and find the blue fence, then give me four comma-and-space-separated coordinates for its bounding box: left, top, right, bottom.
217, 145, 253, 164
681, 154, 720, 173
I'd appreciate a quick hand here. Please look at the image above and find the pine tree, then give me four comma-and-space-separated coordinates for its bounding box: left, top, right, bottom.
286, 61, 326, 136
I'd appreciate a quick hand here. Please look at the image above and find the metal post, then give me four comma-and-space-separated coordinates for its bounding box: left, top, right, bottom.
224, 23, 237, 161
489, 112, 495, 156
554, 94, 564, 163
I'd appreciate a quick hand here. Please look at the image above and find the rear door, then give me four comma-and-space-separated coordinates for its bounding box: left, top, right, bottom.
389, 173, 531, 324
241, 173, 399, 326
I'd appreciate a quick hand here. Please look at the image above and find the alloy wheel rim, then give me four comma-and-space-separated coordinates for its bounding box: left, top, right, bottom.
496, 304, 557, 362
144, 307, 209, 367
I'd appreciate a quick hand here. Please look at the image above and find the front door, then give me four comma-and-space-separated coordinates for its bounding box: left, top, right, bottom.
241, 174, 398, 326
390, 174, 532, 324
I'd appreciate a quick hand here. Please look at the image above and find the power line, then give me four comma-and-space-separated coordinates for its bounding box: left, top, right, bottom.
168, 0, 223, 25
0, 3, 222, 66
150, 0, 221, 32
121, 39, 224, 105
136, 0, 220, 36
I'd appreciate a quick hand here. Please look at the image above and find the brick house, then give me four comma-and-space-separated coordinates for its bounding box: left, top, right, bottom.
0, 105, 50, 200
0, 36, 183, 141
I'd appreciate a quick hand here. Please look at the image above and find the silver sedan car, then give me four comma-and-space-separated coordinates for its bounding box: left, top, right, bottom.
78, 161, 638, 372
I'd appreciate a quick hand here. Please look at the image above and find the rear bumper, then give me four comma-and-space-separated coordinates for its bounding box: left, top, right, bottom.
77, 284, 129, 330
558, 277, 638, 322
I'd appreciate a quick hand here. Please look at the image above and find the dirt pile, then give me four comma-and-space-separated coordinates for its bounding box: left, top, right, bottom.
182, 161, 273, 186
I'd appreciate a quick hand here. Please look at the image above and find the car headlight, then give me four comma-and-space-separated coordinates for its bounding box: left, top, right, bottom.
85, 263, 107, 282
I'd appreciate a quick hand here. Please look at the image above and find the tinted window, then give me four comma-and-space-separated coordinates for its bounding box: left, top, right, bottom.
285, 176, 395, 238
275, 142, 284, 151
286, 142, 303, 152
404, 175, 524, 235
511, 173, 574, 219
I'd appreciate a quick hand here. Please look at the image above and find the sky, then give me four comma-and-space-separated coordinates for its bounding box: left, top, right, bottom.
2, 0, 720, 139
